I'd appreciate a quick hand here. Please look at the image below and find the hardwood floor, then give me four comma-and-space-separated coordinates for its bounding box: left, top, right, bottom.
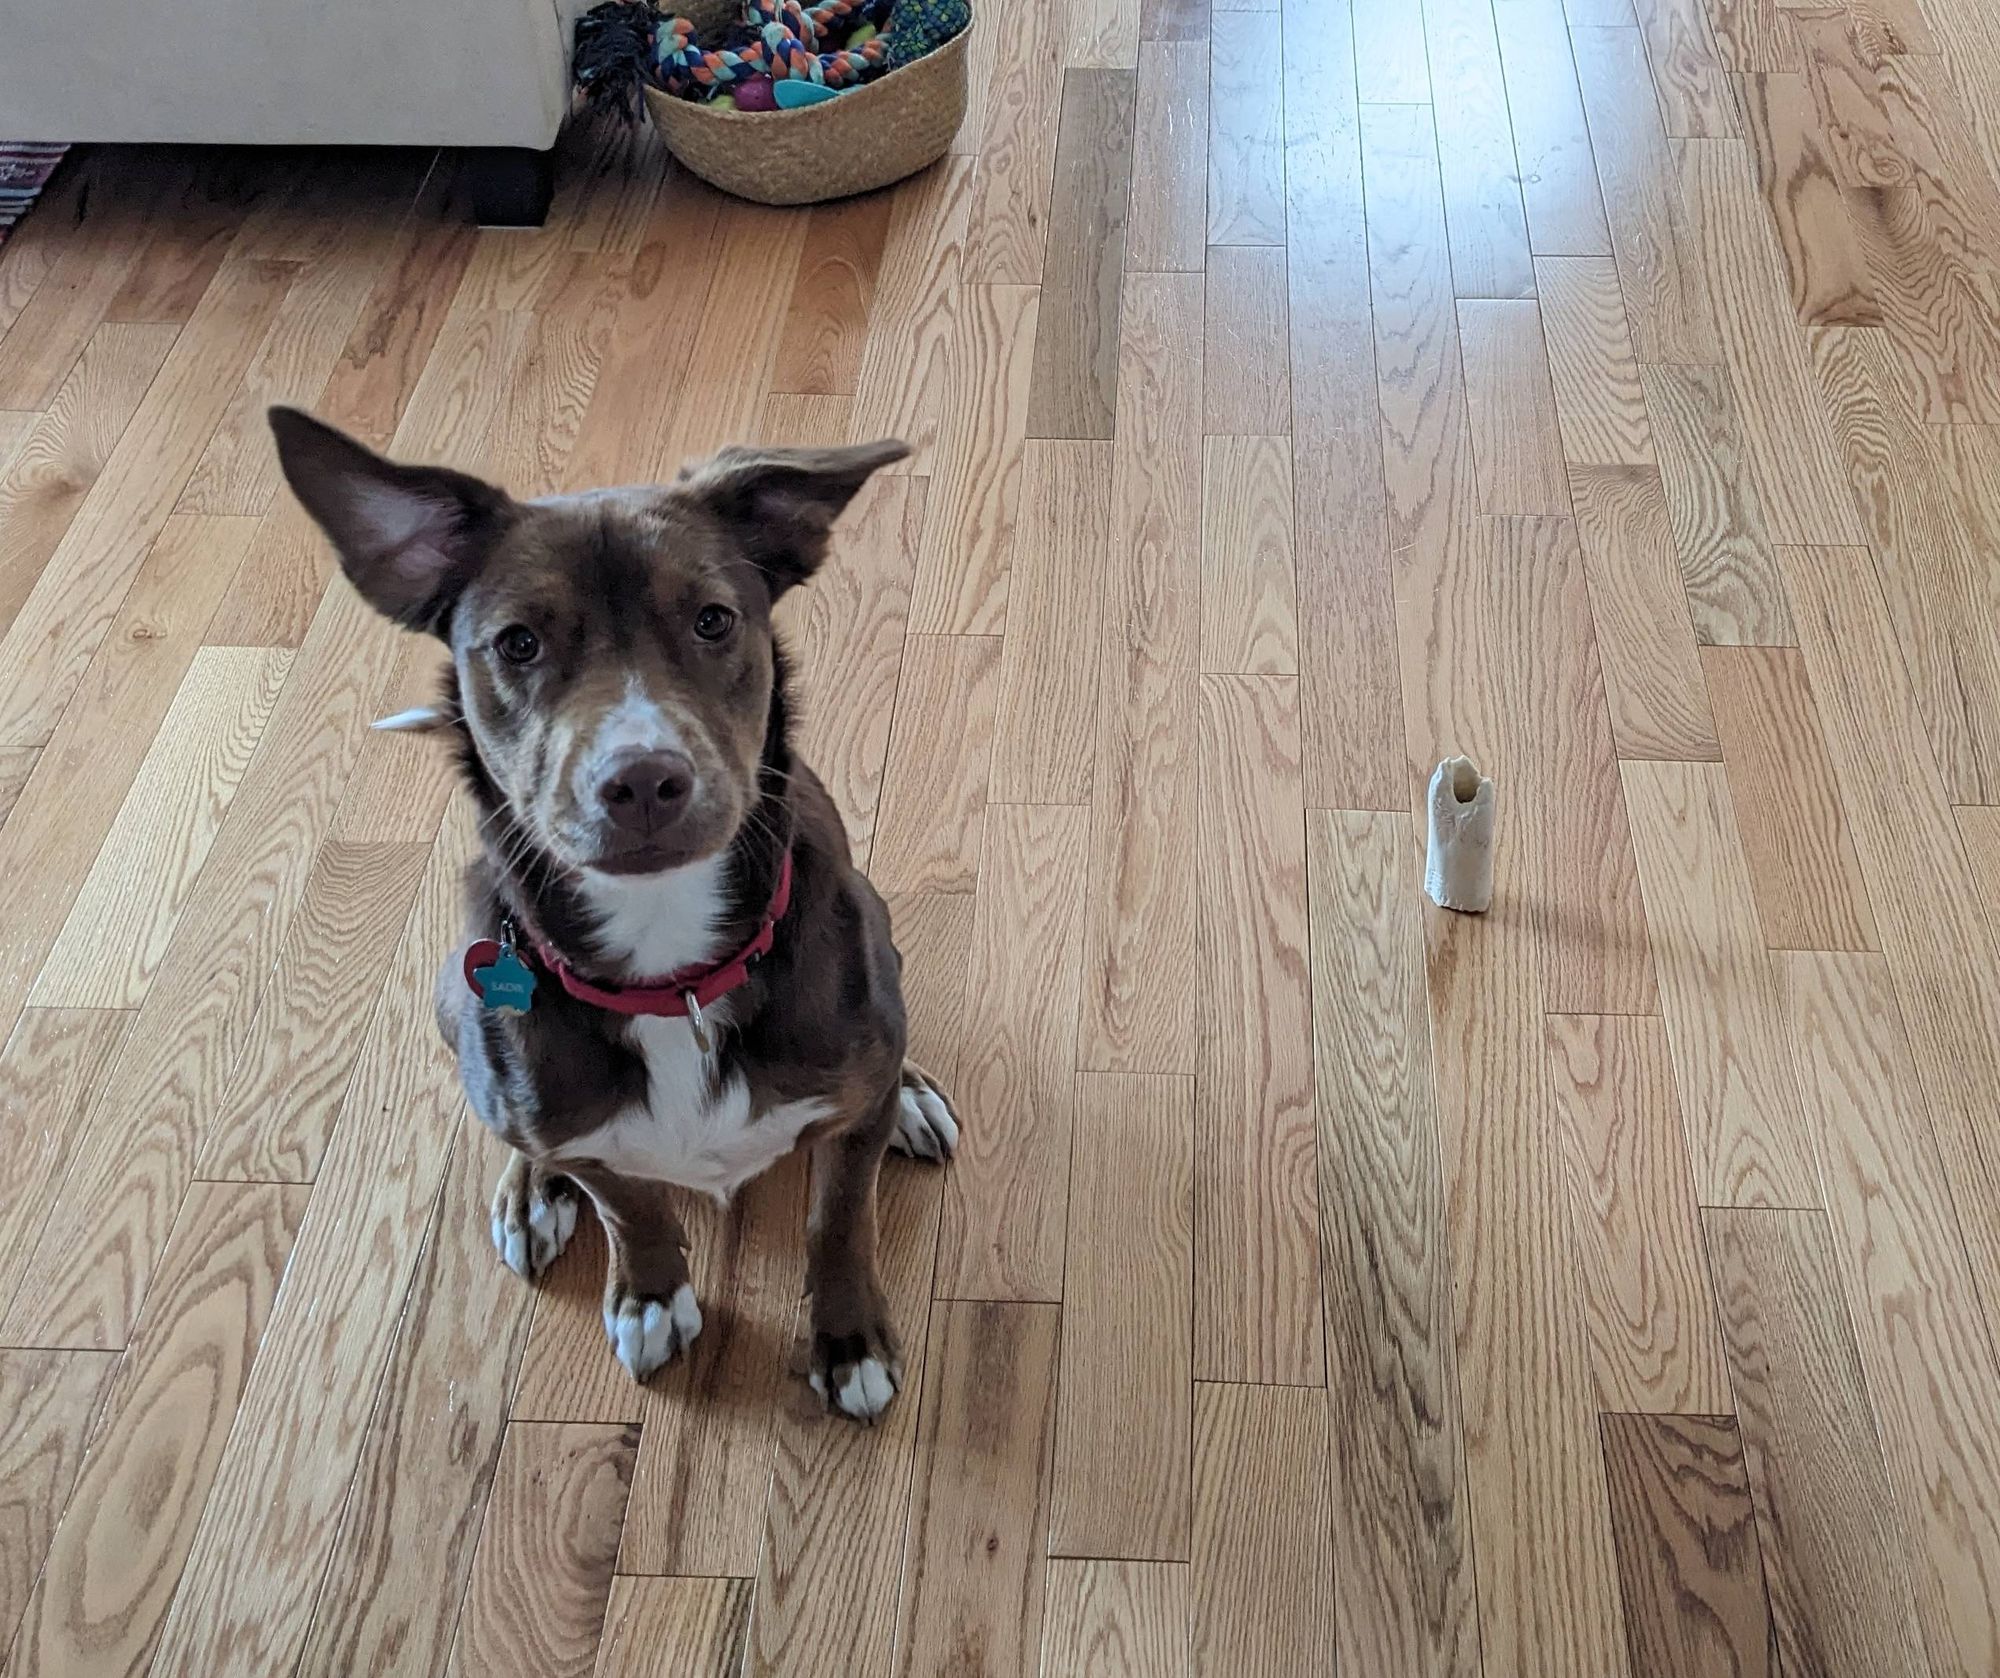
3, 0, 2000, 1664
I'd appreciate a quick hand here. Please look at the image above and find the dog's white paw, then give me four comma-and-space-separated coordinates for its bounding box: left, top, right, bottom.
491, 1165, 579, 1280
604, 1282, 702, 1381
889, 1065, 959, 1163
809, 1355, 899, 1422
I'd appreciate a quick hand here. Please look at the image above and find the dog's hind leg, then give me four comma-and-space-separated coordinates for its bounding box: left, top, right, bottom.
567, 1165, 702, 1382
889, 1061, 960, 1162
490, 1150, 581, 1280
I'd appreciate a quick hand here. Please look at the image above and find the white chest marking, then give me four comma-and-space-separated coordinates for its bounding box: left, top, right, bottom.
556, 1014, 831, 1200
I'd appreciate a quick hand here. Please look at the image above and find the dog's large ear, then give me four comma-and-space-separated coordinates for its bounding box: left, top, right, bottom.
268, 406, 516, 635
675, 440, 910, 596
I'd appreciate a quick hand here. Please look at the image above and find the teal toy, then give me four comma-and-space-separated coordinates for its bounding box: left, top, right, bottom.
774, 77, 841, 106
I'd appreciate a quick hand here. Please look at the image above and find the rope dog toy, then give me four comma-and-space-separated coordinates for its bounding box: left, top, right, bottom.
575, 0, 895, 109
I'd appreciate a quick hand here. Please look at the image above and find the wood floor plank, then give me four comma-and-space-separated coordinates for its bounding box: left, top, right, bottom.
1633, 0, 1741, 135
1734, 70, 1881, 329
1494, 0, 1614, 255
442, 1422, 637, 1678
1700, 646, 1877, 950
1572, 25, 1724, 362
1600, 1413, 1777, 1678
1778, 539, 2000, 1475
1079, 272, 1202, 1072
1704, 1207, 1932, 1678
770, 195, 894, 399
0, 257, 293, 748
0, 1348, 118, 1661
963, 0, 1067, 283
593, 1579, 751, 1678
140, 811, 472, 1675
103, 156, 268, 327
867, 633, 1003, 893
295, 1115, 540, 1678
1672, 137, 1865, 545
1639, 361, 1796, 645
908, 284, 1040, 635
1458, 298, 1570, 513
938, 803, 1088, 1300
9, 1180, 307, 1678
1191, 1383, 1332, 1678
1286, 0, 1403, 809
1621, 759, 1818, 1205
1067, 0, 1142, 66
990, 440, 1111, 804
1139, 0, 1210, 40
1705, 0, 1803, 70
1203, 246, 1291, 436
0, 746, 34, 831
1040, 1562, 1189, 1677
1548, 1014, 1735, 1413
1788, 951, 2000, 1678
0, 321, 178, 643
33, 645, 291, 1009
1126, 42, 1209, 273
1307, 811, 1481, 1678
1026, 68, 1137, 441
1050, 1073, 1193, 1560
1207, 13, 1287, 245
1422, 0, 1539, 296
892, 1300, 1059, 1678
1194, 674, 1321, 1384
1198, 435, 1296, 676
1565, 464, 1722, 760
1535, 256, 1656, 468
849, 156, 975, 475
1355, 0, 1433, 99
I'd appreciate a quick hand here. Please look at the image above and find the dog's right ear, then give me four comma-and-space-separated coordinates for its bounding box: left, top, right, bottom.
268, 406, 516, 635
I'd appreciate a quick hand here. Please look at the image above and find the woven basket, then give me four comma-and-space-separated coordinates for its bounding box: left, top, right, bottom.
642, 21, 970, 206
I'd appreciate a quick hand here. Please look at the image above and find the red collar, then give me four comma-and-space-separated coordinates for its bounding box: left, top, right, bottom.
466, 849, 794, 1022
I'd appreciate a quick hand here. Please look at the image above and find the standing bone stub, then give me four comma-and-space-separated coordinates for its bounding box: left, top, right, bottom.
1425, 756, 1496, 913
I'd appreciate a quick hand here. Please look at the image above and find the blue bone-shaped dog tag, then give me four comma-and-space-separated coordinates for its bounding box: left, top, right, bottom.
470, 943, 538, 1015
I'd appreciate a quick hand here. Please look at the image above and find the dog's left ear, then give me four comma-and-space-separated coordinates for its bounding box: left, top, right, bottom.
676, 440, 910, 596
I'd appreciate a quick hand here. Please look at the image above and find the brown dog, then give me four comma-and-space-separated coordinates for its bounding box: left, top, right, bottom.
270, 407, 957, 1422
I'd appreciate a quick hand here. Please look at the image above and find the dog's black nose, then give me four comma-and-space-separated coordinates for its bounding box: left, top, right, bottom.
598, 750, 696, 833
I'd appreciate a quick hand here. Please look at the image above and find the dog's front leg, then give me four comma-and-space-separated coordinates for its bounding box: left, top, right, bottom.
805, 1098, 901, 1423
565, 1163, 703, 1382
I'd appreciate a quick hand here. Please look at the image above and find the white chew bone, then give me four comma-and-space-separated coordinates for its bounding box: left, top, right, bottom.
1425, 756, 1496, 913
370, 704, 451, 732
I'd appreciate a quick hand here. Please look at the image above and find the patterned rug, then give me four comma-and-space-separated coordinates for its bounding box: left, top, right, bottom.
0, 143, 69, 248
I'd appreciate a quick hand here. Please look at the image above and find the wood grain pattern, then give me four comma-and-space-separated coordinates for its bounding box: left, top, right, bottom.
1353, 0, 1432, 100
0, 1348, 117, 1659
1080, 273, 1201, 1073
1050, 1073, 1193, 1560
963, 0, 1066, 283
0, 746, 34, 830
593, 1578, 751, 1678
10, 1180, 306, 1678
1198, 435, 1296, 676
1705, 0, 1802, 71
1787, 951, 2000, 1678
1202, 246, 1291, 435
1026, 68, 1136, 441
1422, 0, 1538, 297
1066, 0, 1142, 66
1600, 1413, 1777, 1678
908, 283, 1039, 634
989, 440, 1110, 803
1493, 0, 1614, 256
770, 195, 893, 399
1207, 13, 1287, 245
1548, 1014, 1735, 1413
1639, 361, 1795, 645
1704, 1207, 1932, 1678
892, 1301, 1059, 1678
442, 1423, 637, 1678
1194, 675, 1321, 1384
867, 633, 1002, 893
1126, 42, 1209, 272
1621, 760, 1818, 1205
1700, 646, 1877, 949
1565, 464, 1721, 759
33, 645, 291, 1008
1191, 1383, 1332, 1678
1630, 0, 1741, 135
1040, 1562, 1189, 1677
938, 803, 1088, 1300
1457, 299, 1570, 514
1307, 811, 1480, 1678
1535, 255, 1656, 467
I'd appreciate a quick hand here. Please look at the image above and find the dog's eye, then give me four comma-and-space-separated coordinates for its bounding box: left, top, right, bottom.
495, 625, 541, 665
693, 605, 736, 643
